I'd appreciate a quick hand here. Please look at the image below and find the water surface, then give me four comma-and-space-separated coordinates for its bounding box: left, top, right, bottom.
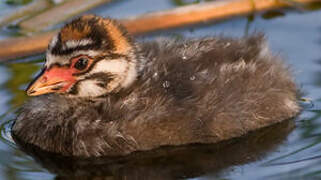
0, 0, 321, 179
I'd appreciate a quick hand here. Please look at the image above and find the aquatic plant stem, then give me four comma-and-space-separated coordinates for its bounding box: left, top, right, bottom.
19, 0, 113, 32
0, 0, 52, 27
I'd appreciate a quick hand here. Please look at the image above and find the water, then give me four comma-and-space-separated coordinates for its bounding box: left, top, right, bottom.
0, 0, 321, 179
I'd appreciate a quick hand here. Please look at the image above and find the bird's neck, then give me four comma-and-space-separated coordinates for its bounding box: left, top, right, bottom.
133, 43, 148, 78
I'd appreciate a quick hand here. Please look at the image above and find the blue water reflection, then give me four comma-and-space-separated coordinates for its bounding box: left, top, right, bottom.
0, 0, 321, 179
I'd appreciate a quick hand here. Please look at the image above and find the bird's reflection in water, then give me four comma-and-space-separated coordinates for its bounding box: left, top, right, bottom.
13, 120, 294, 180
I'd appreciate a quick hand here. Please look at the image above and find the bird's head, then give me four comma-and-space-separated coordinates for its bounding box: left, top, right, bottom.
26, 15, 142, 98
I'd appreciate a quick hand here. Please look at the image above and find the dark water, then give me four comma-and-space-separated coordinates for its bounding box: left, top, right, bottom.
0, 0, 321, 179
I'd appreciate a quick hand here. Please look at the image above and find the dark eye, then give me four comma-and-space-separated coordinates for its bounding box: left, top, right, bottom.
74, 57, 88, 70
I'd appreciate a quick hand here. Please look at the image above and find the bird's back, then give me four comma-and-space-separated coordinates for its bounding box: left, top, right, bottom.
115, 35, 300, 153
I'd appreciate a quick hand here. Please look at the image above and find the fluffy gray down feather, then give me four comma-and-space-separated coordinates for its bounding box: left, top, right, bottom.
12, 35, 300, 157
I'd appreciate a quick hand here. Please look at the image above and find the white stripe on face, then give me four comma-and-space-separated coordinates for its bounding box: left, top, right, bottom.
90, 59, 128, 74
63, 39, 94, 50
49, 35, 94, 51
89, 58, 137, 91
76, 79, 107, 97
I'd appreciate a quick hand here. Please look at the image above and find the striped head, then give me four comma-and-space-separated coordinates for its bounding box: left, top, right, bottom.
27, 15, 143, 98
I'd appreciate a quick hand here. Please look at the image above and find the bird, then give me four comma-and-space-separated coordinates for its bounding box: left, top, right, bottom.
11, 15, 300, 157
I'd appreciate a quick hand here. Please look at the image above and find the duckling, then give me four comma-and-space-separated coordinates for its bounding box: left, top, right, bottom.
12, 15, 300, 157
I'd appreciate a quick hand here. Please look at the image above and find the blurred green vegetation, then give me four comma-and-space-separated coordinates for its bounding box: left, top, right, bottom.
305, 1, 321, 10
5, 0, 32, 5
4, 62, 40, 107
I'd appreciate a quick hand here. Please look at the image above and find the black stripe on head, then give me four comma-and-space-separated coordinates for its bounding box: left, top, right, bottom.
50, 33, 63, 55
68, 72, 114, 95
88, 72, 114, 87
50, 17, 116, 56
50, 33, 99, 56
107, 53, 127, 60
68, 80, 80, 95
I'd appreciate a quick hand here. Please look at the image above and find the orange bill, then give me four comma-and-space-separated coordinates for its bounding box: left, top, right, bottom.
26, 67, 76, 96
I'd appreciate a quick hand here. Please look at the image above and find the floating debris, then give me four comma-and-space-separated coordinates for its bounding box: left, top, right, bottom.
300, 97, 314, 109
